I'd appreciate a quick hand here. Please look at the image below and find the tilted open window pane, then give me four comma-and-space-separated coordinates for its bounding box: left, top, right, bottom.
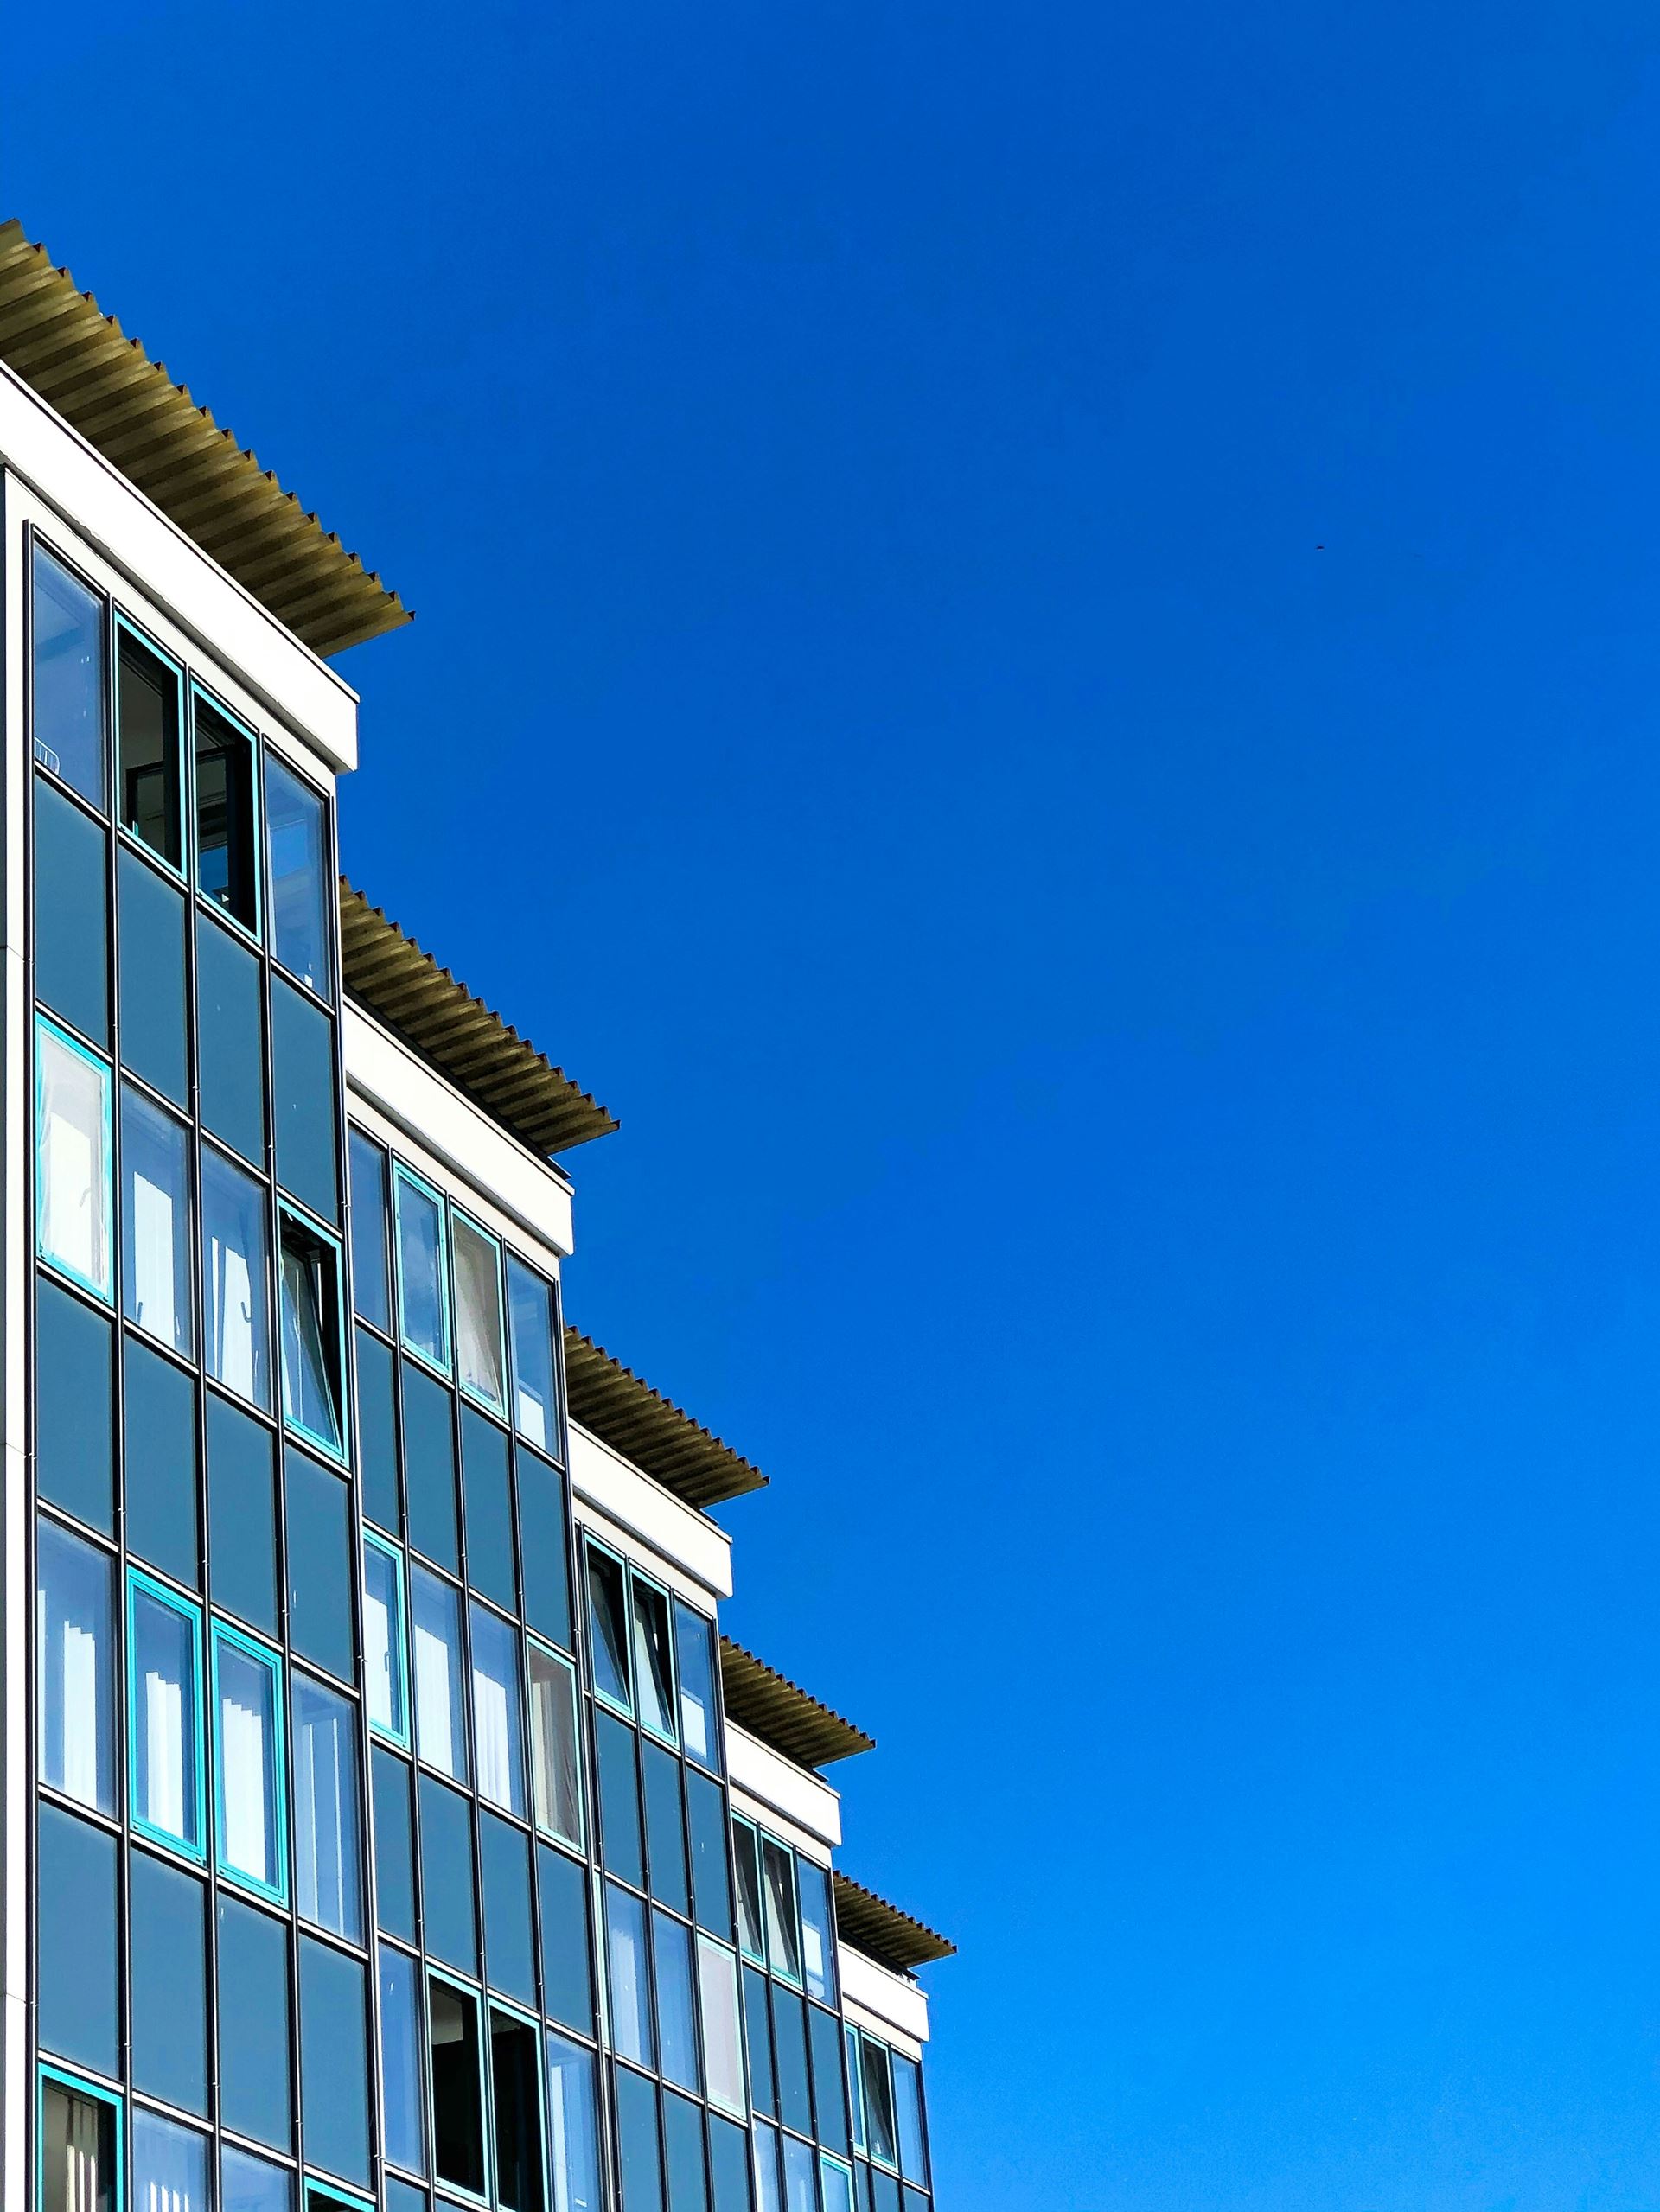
528, 1640, 584, 1848
454, 1213, 507, 1412
202, 1145, 271, 1409
507, 1255, 559, 1454
490, 2007, 546, 2212
732, 1819, 765, 1965
395, 1165, 450, 1373
40, 2066, 122, 2212
37, 1517, 115, 1814
545, 2030, 602, 2212
195, 690, 259, 934
698, 1935, 747, 2118
364, 1533, 410, 1743
844, 2025, 865, 2154
470, 1599, 526, 1818
631, 1574, 677, 1743
214, 1623, 287, 1903
36, 1017, 112, 1301
412, 1564, 469, 1782
117, 622, 183, 869
429, 1975, 488, 2201
33, 544, 105, 807
674, 1602, 719, 1773
121, 1083, 193, 1355
127, 1570, 205, 1858
292, 1672, 363, 1941
279, 1208, 345, 1458
762, 1837, 802, 1985
860, 2037, 898, 2170
265, 752, 332, 996
585, 1544, 630, 1713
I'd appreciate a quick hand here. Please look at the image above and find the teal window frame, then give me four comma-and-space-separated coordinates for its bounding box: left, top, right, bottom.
393, 1162, 451, 1378
36, 2061, 124, 2212
363, 1527, 411, 1748
278, 1202, 349, 1465
35, 1011, 114, 1305
732, 1814, 766, 1967
112, 611, 187, 882
845, 2026, 865, 2157
761, 1833, 804, 1992
303, 2180, 375, 2211
488, 1992, 550, 2212
427, 1965, 494, 2208
584, 1538, 633, 1720
527, 1632, 584, 1851
189, 680, 263, 946
859, 2032, 900, 2174
450, 1206, 508, 1417
820, 2153, 856, 2212
211, 1616, 290, 1907
629, 1565, 679, 1750
696, 1932, 748, 2120
124, 1565, 207, 1863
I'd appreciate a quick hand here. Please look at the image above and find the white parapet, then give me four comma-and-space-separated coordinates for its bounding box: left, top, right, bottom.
839, 1946, 930, 2055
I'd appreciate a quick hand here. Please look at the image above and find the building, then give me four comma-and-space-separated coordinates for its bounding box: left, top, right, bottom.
0, 223, 952, 2212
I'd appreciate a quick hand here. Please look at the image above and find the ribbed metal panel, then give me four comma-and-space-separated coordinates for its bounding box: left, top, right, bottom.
565, 1330, 769, 1509
832, 1871, 955, 1972
718, 1636, 875, 1769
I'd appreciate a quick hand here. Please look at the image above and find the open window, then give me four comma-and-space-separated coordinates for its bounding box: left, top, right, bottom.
213, 1621, 288, 1905
585, 1543, 631, 1715
395, 1163, 450, 1374
453, 1211, 507, 1412
732, 1816, 765, 1966
490, 2004, 546, 2212
264, 751, 332, 997
429, 1973, 489, 2202
762, 1836, 802, 1986
126, 1566, 205, 1859
121, 1082, 193, 1356
630, 1572, 677, 1744
202, 1144, 271, 1410
116, 619, 183, 870
39, 2063, 123, 2212
363, 1531, 410, 1746
35, 1013, 112, 1302
860, 2035, 899, 2171
528, 1638, 584, 1849
194, 687, 259, 936
279, 1207, 346, 1460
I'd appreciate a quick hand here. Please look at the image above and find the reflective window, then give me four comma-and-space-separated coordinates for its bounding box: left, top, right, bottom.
132, 2109, 210, 2212
292, 1671, 362, 1941
121, 1083, 192, 1354
127, 1568, 204, 1857
733, 1820, 764, 1964
586, 1544, 630, 1712
615, 2062, 664, 2212
463, 1407, 516, 1611
130, 1847, 208, 2113
265, 752, 331, 994
403, 1361, 459, 1570
32, 544, 105, 806
454, 1212, 507, 1412
39, 2065, 121, 2212
820, 2158, 857, 2212
809, 2004, 849, 2157
195, 689, 259, 934
207, 1392, 278, 1635
224, 2145, 293, 2212
546, 2030, 603, 2212
674, 1603, 719, 1774
482, 1811, 538, 2007
709, 2117, 750, 2212
202, 1144, 271, 1408
798, 1858, 837, 2007
380, 1942, 427, 2176
604, 1882, 654, 2067
490, 2006, 546, 2212
654, 1910, 700, 2094
395, 1164, 450, 1372
285, 1446, 354, 1682
539, 1844, 594, 2035
631, 1573, 677, 1743
528, 1640, 584, 1849
116, 621, 182, 869
687, 1768, 733, 1940
744, 1967, 775, 2119
196, 912, 265, 1164
279, 1211, 345, 1457
214, 1622, 287, 1903
348, 1129, 390, 1331
118, 845, 188, 1105
420, 1774, 478, 1973
124, 1334, 197, 1585
699, 1935, 747, 2119
35, 780, 109, 1044
471, 1600, 526, 1818
364, 1532, 410, 1743
299, 1935, 371, 2187
218, 1892, 292, 2151
752, 2124, 783, 2212
597, 1708, 644, 1890
37, 1805, 118, 2075
357, 1325, 399, 1534
518, 1446, 571, 1652
860, 2038, 898, 2171
36, 1278, 113, 1532
271, 977, 338, 1221
782, 2132, 817, 2212
642, 1740, 689, 1917
845, 2026, 865, 2157
892, 2058, 928, 2184
763, 1838, 801, 1985
373, 1743, 417, 1943
37, 1516, 114, 1814
507, 1255, 559, 1453
773, 1990, 811, 2139
429, 1974, 488, 2201
663, 2090, 707, 2212
35, 1015, 112, 1300
412, 1564, 469, 1781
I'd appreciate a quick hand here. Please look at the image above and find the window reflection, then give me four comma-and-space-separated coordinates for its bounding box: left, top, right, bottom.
264, 752, 331, 994
202, 1145, 271, 1408
36, 1016, 112, 1300
36, 1518, 114, 1814
122, 1083, 193, 1355
32, 543, 105, 807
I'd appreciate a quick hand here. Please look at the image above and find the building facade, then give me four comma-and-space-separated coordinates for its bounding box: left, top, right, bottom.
0, 225, 950, 2212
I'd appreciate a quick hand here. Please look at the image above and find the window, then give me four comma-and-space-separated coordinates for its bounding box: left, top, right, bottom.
463, 1408, 516, 1610
380, 1942, 427, 2176
686, 1768, 733, 1940
35, 778, 109, 1045
654, 1911, 700, 2094
116, 619, 182, 870
517, 1445, 571, 1650
37, 1517, 115, 1814
772, 1991, 811, 2138
482, 1811, 537, 2005
118, 844, 188, 1106
412, 1564, 469, 1781
762, 1837, 802, 1985
37, 1805, 118, 2075
36, 1278, 113, 1533
860, 2038, 898, 2171
124, 1335, 198, 1587
195, 688, 259, 934
709, 2119, 750, 2212
698, 1935, 747, 2119
892, 2056, 928, 2184
471, 1601, 527, 1818
265, 752, 331, 994
35, 1014, 112, 1300
596, 1709, 644, 1890
642, 1742, 688, 1917
202, 1144, 271, 1408
126, 1568, 205, 1858
782, 2134, 816, 2212
364, 1532, 410, 1743
129, 1848, 208, 2114
223, 2146, 291, 2212
489, 2005, 546, 2212
528, 1640, 584, 1848
291, 1671, 363, 1941
207, 1393, 278, 1635
820, 2158, 857, 2212
604, 1883, 654, 2067
808, 2004, 848, 2157
798, 1858, 837, 2005
219, 1894, 292, 2151
539, 1845, 594, 2035
279, 1208, 346, 1458
357, 1327, 399, 1534
213, 1622, 287, 1903
132, 2110, 209, 2212
373, 1744, 416, 1943
32, 543, 105, 806
121, 1083, 193, 1355
586, 1543, 630, 1713
299, 1935, 371, 2188
507, 1254, 559, 1453
421, 1774, 479, 1973
403, 1361, 460, 1569
844, 2028, 865, 2157
395, 1163, 450, 1373
744, 1967, 774, 2119
348, 1129, 390, 1331
454, 1212, 507, 1412
674, 1603, 719, 1773
631, 1574, 677, 1744
271, 977, 338, 1221
663, 2093, 706, 2212
285, 1445, 355, 1682
429, 1973, 488, 2202
39, 2063, 121, 2212
732, 1819, 764, 1965
545, 2030, 602, 2212
196, 913, 266, 1165
751, 2126, 782, 2212
614, 2063, 663, 2212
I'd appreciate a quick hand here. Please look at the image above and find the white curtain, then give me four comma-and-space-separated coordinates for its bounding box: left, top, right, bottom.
364, 1574, 393, 1734
474, 1664, 514, 1809
208, 1232, 255, 1397
415, 1610, 458, 1776
143, 1662, 185, 1837
220, 1682, 269, 1884
131, 1164, 176, 1342
39, 1032, 105, 1290
296, 1708, 347, 1928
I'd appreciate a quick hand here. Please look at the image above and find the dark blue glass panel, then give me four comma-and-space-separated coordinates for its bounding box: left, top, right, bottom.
348, 1131, 389, 1332
35, 778, 107, 1044
773, 1988, 812, 2139
218, 1893, 293, 2150
37, 1803, 118, 2074
33, 545, 105, 807
686, 1768, 732, 1940
709, 2117, 751, 2212
597, 1709, 644, 1890
373, 1743, 417, 1942
118, 845, 188, 1105
379, 1941, 426, 2176
385, 2183, 429, 2212
517, 1447, 571, 1652
271, 977, 337, 1222
811, 2004, 850, 2155
901, 2189, 928, 2212
402, 1361, 458, 1571
462, 1406, 515, 1611
870, 2170, 901, 2212
208, 1392, 278, 1635
124, 1332, 198, 1585
265, 753, 332, 998
284, 1445, 354, 1682
299, 1935, 371, 2186
744, 1966, 776, 2120
538, 1842, 594, 2035
419, 1773, 478, 1974
642, 1740, 689, 1916
616, 2065, 666, 2212
36, 1277, 112, 1532
222, 2145, 292, 2212
196, 913, 265, 1166
663, 2091, 708, 2212
356, 1325, 399, 1534
131, 1849, 208, 2113
892, 2057, 927, 2184
479, 1809, 536, 2006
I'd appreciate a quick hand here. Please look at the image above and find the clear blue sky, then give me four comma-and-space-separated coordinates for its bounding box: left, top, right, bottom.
16, 5, 1660, 2207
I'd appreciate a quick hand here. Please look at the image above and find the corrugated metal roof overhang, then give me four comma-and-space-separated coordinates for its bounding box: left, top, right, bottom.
0, 220, 410, 659
833, 1872, 955, 1973
565, 1331, 769, 1511
719, 1638, 874, 1769
340, 883, 617, 1156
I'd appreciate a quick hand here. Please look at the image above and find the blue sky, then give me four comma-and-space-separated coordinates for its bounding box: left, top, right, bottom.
16, 4, 1660, 2207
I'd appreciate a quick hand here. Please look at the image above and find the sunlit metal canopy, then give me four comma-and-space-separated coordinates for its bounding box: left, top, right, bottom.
340, 883, 617, 1156
564, 1330, 769, 1510
0, 220, 410, 658
719, 1637, 875, 1769
833, 1871, 955, 1972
